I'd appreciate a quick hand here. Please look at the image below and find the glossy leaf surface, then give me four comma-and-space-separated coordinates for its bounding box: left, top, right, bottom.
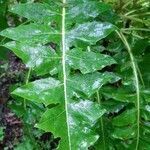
67, 49, 116, 74
0, 0, 133, 149
36, 100, 106, 149
4, 41, 60, 75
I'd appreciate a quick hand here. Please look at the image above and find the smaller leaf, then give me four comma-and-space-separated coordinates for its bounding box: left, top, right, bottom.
9, 3, 61, 23
67, 21, 116, 45
112, 126, 136, 140
142, 89, 150, 102
112, 109, 136, 127
0, 23, 60, 44
101, 86, 136, 103
102, 100, 126, 114
139, 139, 150, 150
12, 77, 63, 106
66, 48, 116, 74
0, 127, 4, 141
141, 104, 150, 121
68, 72, 120, 97
68, 2, 110, 23
4, 41, 60, 75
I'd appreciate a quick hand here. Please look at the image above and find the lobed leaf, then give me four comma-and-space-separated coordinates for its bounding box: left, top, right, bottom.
9, 3, 61, 23
4, 41, 60, 75
112, 126, 136, 140
68, 72, 120, 97
12, 77, 63, 106
0, 23, 60, 44
0, 1, 120, 149
112, 109, 136, 127
67, 21, 116, 46
101, 86, 136, 103
66, 48, 116, 74
12, 72, 120, 105
67, 1, 110, 23
36, 100, 106, 149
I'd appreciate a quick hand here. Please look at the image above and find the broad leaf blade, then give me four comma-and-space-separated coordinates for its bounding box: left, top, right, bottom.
9, 3, 61, 23
68, 72, 120, 97
36, 100, 106, 149
12, 72, 120, 105
12, 77, 63, 106
67, 21, 116, 46
67, 48, 116, 74
0, 23, 60, 44
0, 1, 120, 149
67, 2, 110, 23
101, 86, 136, 103
112, 126, 136, 140
112, 109, 136, 127
4, 41, 60, 75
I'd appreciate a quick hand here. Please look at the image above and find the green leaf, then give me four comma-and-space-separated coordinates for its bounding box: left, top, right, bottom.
0, 23, 60, 44
139, 54, 150, 88
142, 89, 150, 102
0, 0, 7, 31
139, 140, 150, 150
0, 21, 116, 47
112, 126, 136, 140
67, 21, 116, 45
141, 104, 150, 121
67, 48, 116, 74
101, 86, 136, 103
36, 100, 106, 150
12, 77, 63, 106
4, 41, 60, 75
67, 2, 110, 23
0, 1, 120, 149
9, 3, 61, 23
102, 100, 126, 114
112, 109, 136, 127
10, 2, 110, 24
0, 0, 8, 60
12, 72, 120, 105
0, 127, 4, 141
68, 72, 120, 97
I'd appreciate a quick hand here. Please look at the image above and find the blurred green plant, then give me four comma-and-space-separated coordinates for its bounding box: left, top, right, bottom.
0, 127, 5, 141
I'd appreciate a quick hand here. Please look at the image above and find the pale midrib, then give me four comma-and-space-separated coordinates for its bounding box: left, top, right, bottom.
61, 0, 72, 149
116, 31, 140, 150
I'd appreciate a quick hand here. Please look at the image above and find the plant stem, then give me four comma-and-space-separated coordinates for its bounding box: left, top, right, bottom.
122, 28, 150, 32
124, 9, 137, 16
96, 91, 105, 150
130, 12, 150, 17
121, 30, 144, 39
62, 0, 71, 148
24, 68, 31, 110
25, 68, 31, 84
136, 65, 145, 87
116, 30, 140, 150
